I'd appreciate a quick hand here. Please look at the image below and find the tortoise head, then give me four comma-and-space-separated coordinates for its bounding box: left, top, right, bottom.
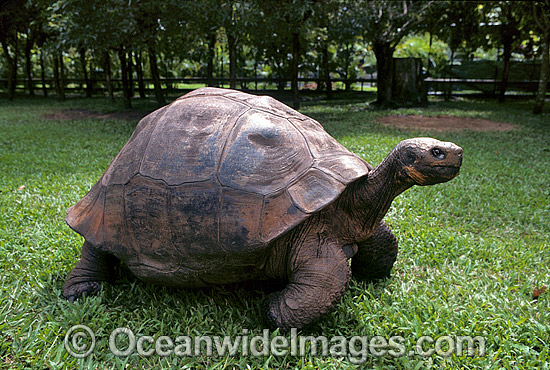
396, 138, 463, 186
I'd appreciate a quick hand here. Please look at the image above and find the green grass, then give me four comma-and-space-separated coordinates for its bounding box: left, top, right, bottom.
0, 93, 549, 369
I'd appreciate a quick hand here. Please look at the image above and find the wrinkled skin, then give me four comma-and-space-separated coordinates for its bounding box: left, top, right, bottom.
63, 89, 463, 331
259, 138, 462, 330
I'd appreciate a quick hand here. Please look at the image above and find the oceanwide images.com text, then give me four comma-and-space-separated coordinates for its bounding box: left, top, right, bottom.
65, 325, 486, 363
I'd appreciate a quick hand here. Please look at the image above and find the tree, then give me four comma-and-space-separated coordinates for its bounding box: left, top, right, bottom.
482, 2, 529, 103
117, 46, 132, 108
533, 0, 550, 114
496, 3, 524, 102
51, 0, 97, 98
220, 0, 257, 89
0, 0, 27, 100
311, 0, 354, 98
330, 4, 363, 93
255, 0, 316, 109
250, 3, 290, 92
25, 0, 53, 98
428, 1, 483, 101
104, 0, 138, 108
52, 52, 65, 100
185, 1, 221, 87
134, 0, 167, 106
51, 0, 139, 105
222, 0, 239, 89
24, 31, 35, 96
354, 0, 435, 106
134, 50, 146, 98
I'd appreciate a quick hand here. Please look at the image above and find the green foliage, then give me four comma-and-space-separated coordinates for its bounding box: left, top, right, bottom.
481, 1, 533, 52
427, 1, 484, 55
0, 95, 548, 368
394, 33, 449, 76
351, 1, 434, 47
2, 0, 550, 105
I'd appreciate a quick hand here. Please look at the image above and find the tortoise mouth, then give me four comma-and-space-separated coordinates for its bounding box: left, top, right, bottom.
413, 163, 461, 185
437, 165, 461, 179
432, 164, 461, 168
420, 163, 461, 171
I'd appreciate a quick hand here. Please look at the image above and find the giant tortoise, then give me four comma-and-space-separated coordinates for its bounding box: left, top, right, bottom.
63, 87, 463, 331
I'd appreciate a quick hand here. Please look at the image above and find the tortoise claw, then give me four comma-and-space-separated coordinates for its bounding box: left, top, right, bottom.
63, 281, 102, 302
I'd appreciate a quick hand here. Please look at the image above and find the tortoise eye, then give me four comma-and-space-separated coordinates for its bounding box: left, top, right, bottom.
432, 148, 445, 159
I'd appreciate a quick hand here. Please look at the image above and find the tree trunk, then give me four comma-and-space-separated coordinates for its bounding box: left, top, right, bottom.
164, 60, 173, 91
103, 50, 114, 102
207, 32, 216, 87
147, 43, 166, 106
426, 32, 433, 76
40, 50, 47, 97
373, 41, 395, 106
135, 50, 146, 98
344, 44, 352, 92
79, 48, 92, 97
533, 34, 550, 114
277, 63, 285, 91
53, 53, 59, 96
392, 58, 426, 104
25, 34, 35, 96
322, 43, 332, 99
227, 32, 237, 89
499, 37, 512, 103
53, 53, 65, 101
291, 31, 300, 109
219, 45, 224, 81
1, 41, 17, 100
254, 59, 258, 90
316, 63, 324, 92
60, 53, 66, 99
446, 49, 455, 102
117, 48, 132, 108
127, 52, 134, 97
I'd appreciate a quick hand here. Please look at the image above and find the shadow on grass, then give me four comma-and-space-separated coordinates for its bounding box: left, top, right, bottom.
53, 258, 372, 335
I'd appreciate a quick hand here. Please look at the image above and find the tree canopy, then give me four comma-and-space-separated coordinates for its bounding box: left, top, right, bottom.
0, 0, 548, 111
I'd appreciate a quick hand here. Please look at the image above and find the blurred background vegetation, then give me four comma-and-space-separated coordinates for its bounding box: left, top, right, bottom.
0, 0, 549, 111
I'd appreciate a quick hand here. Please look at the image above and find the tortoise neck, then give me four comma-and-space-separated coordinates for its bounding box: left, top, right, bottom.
342, 149, 413, 237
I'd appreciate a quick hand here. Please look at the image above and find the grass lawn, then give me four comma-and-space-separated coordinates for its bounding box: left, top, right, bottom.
0, 93, 548, 369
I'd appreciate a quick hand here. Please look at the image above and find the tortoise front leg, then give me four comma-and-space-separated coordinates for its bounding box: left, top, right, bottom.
351, 221, 398, 282
63, 241, 116, 302
265, 245, 351, 331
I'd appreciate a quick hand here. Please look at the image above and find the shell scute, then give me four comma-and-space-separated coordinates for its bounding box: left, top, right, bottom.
66, 88, 371, 264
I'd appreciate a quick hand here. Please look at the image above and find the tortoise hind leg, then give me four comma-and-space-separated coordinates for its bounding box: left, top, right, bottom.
351, 221, 398, 282
63, 241, 116, 302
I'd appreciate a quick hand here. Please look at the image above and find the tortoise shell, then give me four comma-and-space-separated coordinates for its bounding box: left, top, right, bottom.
66, 88, 371, 279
